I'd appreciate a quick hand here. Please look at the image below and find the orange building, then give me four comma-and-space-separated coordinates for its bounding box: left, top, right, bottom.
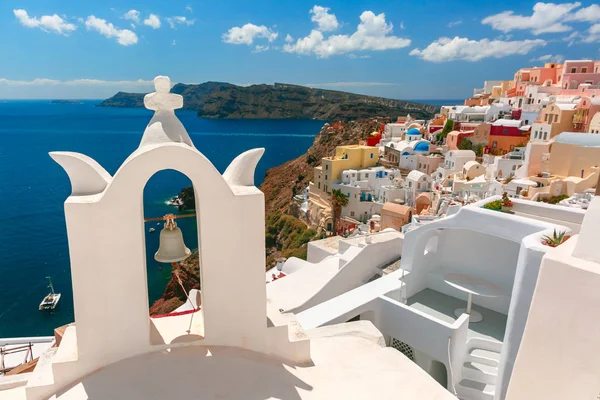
488, 120, 530, 155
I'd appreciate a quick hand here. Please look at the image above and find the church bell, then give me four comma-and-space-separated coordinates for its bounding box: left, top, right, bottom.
154, 215, 191, 263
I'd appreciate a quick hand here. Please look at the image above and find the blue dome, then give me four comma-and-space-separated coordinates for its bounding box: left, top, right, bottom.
401, 151, 411, 156
407, 128, 421, 136
414, 141, 430, 152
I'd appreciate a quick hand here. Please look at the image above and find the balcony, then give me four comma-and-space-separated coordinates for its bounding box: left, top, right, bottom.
407, 289, 506, 342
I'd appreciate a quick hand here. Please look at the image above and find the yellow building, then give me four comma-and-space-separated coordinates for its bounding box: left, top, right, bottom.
536, 102, 577, 140
313, 145, 379, 194
525, 132, 600, 199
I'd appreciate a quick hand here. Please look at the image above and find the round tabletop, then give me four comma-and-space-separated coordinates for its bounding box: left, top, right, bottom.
444, 273, 504, 298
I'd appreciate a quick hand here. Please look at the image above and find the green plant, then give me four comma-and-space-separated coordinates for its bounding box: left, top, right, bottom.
330, 189, 349, 236
545, 194, 569, 204
483, 200, 503, 211
473, 144, 484, 157
458, 138, 474, 151
436, 119, 454, 143
542, 229, 570, 247
504, 176, 514, 184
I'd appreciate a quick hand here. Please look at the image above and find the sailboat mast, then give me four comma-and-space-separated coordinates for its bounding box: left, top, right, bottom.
47, 276, 55, 295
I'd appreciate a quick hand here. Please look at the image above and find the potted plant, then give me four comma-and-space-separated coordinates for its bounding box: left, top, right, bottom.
536, 172, 543, 178
501, 192, 513, 212
542, 229, 570, 248
520, 190, 528, 197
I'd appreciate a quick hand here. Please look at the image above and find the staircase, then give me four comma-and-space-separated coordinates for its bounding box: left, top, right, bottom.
456, 338, 502, 400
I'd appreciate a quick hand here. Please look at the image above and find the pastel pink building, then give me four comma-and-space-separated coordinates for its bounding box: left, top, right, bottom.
560, 60, 600, 90
573, 96, 600, 132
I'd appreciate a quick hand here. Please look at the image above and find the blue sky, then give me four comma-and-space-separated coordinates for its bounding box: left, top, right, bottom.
1, 0, 599, 99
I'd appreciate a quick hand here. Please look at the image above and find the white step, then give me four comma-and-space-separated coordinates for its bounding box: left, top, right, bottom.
462, 361, 498, 384
466, 347, 500, 367
467, 337, 502, 353
456, 379, 495, 400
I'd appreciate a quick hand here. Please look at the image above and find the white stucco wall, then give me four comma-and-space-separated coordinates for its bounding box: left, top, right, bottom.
505, 236, 600, 400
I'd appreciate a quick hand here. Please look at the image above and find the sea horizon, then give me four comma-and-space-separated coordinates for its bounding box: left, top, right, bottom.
0, 100, 324, 337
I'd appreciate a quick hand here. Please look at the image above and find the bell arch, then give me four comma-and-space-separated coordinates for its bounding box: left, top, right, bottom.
57, 143, 267, 365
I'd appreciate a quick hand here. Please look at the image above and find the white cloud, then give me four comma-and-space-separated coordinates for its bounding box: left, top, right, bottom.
565, 4, 600, 22
310, 5, 339, 32
582, 23, 600, 43
172, 40, 177, 46
222, 23, 278, 45
123, 10, 140, 24
13, 9, 76, 35
447, 20, 462, 28
0, 78, 152, 86
253, 45, 270, 53
481, 2, 581, 35
530, 54, 564, 63
285, 34, 294, 43
0, 77, 156, 99
305, 82, 398, 87
563, 31, 579, 46
409, 36, 546, 62
143, 14, 161, 29
284, 10, 410, 58
166, 16, 195, 29
85, 16, 138, 46
348, 54, 371, 59
186, 5, 193, 13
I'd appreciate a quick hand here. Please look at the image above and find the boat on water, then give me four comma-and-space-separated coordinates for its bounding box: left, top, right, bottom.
39, 277, 61, 311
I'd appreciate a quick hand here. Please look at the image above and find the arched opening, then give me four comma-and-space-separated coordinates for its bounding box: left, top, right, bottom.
143, 170, 200, 324
570, 80, 578, 89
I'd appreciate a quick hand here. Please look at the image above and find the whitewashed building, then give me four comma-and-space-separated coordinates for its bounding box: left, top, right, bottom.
335, 167, 404, 222
405, 170, 432, 207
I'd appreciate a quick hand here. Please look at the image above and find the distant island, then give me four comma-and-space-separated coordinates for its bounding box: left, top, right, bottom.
99, 82, 439, 121
51, 100, 83, 104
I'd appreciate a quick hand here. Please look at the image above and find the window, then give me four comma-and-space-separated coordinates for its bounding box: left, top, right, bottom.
582, 67, 587, 73
571, 67, 577, 73
370, 153, 374, 159
347, 192, 350, 198
492, 141, 498, 148
318, 182, 321, 189
325, 175, 328, 180
503, 129, 508, 134
364, 173, 368, 178
417, 183, 421, 190
512, 164, 517, 170
544, 114, 548, 122
543, 132, 548, 140
325, 164, 328, 170
510, 145, 515, 151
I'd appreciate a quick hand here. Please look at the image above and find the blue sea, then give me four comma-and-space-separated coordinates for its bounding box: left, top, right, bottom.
0, 100, 325, 338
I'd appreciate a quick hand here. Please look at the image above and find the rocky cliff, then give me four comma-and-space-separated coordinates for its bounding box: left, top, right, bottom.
99, 82, 438, 121
149, 250, 199, 315
149, 117, 390, 313
260, 117, 389, 264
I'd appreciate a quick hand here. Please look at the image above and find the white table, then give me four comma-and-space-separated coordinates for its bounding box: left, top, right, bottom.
444, 273, 503, 323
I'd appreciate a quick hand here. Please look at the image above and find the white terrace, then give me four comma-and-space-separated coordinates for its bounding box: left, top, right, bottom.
285, 196, 590, 400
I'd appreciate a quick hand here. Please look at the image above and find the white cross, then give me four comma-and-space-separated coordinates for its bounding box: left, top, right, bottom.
144, 76, 183, 112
